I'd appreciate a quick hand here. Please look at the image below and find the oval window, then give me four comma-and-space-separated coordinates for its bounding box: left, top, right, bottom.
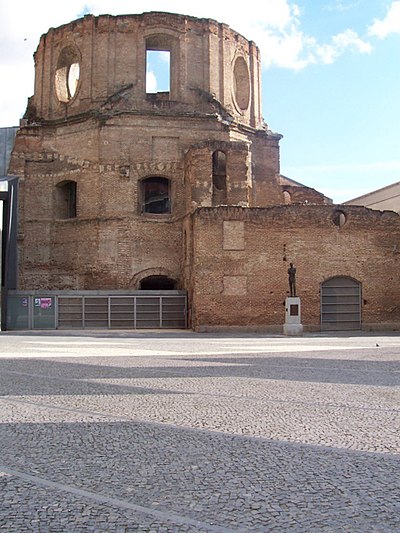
55, 46, 81, 103
333, 210, 347, 227
233, 56, 250, 111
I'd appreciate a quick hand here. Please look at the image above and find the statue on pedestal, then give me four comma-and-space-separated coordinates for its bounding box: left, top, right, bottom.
288, 263, 296, 297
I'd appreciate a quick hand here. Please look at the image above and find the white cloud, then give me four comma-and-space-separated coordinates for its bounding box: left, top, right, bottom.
251, 25, 371, 70
325, 1, 362, 13
146, 71, 157, 93
224, 3, 371, 71
314, 29, 372, 65
0, 0, 376, 125
332, 29, 372, 53
0, 1, 373, 73
157, 51, 171, 64
369, 1, 400, 38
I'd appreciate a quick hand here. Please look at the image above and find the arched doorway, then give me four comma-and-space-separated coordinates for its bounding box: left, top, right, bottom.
321, 276, 361, 331
140, 275, 177, 290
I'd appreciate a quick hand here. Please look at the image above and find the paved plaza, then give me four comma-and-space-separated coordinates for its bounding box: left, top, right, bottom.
0, 331, 399, 532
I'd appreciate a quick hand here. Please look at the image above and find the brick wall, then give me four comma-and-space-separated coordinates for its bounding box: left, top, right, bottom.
28, 12, 264, 128
282, 184, 331, 205
189, 205, 400, 331
10, 12, 283, 298
11, 12, 399, 333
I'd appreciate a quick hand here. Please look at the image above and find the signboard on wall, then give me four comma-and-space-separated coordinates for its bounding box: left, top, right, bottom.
34, 297, 52, 309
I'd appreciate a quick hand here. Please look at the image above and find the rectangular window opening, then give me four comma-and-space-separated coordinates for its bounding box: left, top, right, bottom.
146, 50, 170, 94
68, 181, 77, 218
56, 181, 77, 219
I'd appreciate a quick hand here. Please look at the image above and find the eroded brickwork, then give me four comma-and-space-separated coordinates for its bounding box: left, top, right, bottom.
8, 12, 400, 331
189, 206, 400, 331
10, 12, 282, 293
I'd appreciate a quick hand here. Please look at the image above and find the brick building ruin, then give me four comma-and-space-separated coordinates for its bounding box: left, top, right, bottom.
6, 12, 400, 331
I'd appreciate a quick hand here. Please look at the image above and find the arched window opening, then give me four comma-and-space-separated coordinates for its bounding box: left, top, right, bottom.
212, 151, 227, 190
146, 50, 170, 94
212, 150, 227, 205
333, 210, 347, 227
140, 276, 177, 290
283, 190, 291, 204
141, 177, 170, 214
55, 46, 80, 103
55, 180, 77, 219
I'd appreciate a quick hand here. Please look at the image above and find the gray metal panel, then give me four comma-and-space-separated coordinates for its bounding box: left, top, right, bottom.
83, 297, 109, 328
0, 127, 18, 176
9, 289, 186, 296
58, 297, 83, 328
161, 295, 187, 328
321, 277, 361, 331
7, 292, 187, 330
7, 292, 188, 330
110, 296, 135, 329
136, 296, 162, 328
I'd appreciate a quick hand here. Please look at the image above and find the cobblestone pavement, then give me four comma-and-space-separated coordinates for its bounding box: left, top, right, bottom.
0, 332, 399, 532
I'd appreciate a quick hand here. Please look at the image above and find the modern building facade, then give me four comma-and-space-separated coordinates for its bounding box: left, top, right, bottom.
344, 181, 400, 213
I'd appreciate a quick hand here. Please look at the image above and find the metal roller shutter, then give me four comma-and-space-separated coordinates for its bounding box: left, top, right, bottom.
321, 277, 361, 331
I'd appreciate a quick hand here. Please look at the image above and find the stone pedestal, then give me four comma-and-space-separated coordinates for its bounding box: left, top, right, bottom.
283, 297, 303, 336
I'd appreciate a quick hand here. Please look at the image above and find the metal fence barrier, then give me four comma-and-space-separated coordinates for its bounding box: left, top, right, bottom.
6, 291, 187, 330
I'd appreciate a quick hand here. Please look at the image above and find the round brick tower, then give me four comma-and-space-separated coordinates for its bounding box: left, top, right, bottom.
29, 12, 264, 127
9, 12, 282, 292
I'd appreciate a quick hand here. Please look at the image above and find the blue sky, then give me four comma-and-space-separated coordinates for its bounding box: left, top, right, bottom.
0, 0, 399, 203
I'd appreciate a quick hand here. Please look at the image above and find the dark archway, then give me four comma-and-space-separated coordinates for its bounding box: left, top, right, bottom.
140, 275, 177, 290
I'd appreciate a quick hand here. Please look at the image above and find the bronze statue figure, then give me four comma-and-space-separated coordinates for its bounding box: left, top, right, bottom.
288, 263, 296, 297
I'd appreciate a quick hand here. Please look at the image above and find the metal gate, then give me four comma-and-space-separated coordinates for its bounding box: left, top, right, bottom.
7, 291, 187, 330
58, 295, 187, 329
321, 277, 361, 331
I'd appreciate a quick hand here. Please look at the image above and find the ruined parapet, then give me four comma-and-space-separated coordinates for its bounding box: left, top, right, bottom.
10, 12, 284, 293
28, 12, 264, 129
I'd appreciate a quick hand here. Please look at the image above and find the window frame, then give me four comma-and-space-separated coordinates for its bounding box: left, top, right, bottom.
144, 33, 179, 100
212, 150, 227, 206
139, 176, 172, 216
55, 46, 81, 104
55, 180, 77, 220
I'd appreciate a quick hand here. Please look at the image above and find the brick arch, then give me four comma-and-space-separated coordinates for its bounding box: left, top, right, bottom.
283, 190, 291, 204
321, 275, 361, 285
130, 268, 180, 289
